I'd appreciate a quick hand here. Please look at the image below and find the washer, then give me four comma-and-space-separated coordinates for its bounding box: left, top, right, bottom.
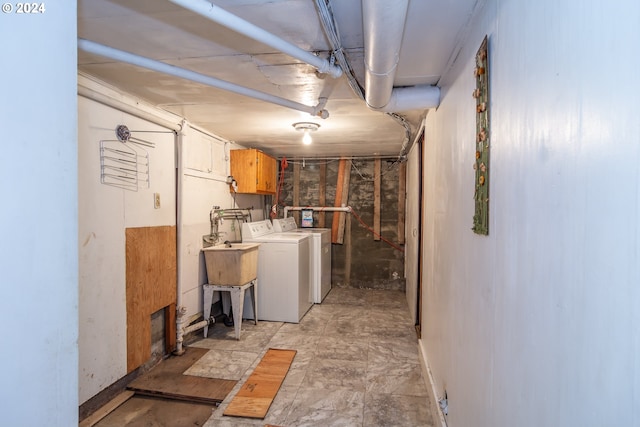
272, 217, 332, 303
241, 220, 312, 323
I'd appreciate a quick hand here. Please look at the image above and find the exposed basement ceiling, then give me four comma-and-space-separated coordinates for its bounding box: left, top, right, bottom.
78, 0, 479, 158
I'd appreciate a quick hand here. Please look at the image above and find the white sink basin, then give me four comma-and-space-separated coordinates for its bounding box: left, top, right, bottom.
202, 242, 260, 285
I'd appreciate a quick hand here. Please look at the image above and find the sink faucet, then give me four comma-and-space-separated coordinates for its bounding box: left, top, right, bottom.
208, 206, 226, 245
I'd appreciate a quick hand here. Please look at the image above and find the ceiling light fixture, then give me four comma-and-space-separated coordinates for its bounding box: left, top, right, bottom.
293, 122, 320, 145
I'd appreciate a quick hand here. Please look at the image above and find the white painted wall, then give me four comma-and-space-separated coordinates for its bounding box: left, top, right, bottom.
0, 4, 78, 426
77, 77, 265, 403
421, 1, 640, 426
405, 142, 421, 323
78, 90, 176, 404
178, 125, 263, 317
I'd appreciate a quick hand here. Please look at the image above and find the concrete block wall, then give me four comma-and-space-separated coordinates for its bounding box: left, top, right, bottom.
279, 159, 405, 290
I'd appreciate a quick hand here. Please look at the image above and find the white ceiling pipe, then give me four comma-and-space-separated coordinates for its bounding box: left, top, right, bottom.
284, 205, 351, 217
362, 0, 409, 110
167, 0, 343, 79
78, 39, 329, 119
382, 85, 441, 113
362, 0, 440, 112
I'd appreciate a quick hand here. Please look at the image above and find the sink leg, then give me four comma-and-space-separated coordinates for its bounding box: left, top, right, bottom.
230, 287, 244, 340
203, 285, 214, 338
249, 280, 258, 325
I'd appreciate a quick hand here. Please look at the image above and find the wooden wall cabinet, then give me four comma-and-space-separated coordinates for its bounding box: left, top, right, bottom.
230, 148, 277, 195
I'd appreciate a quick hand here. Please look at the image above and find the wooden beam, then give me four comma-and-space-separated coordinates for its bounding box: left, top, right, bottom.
318, 162, 326, 227
373, 158, 381, 241
398, 161, 406, 245
331, 159, 347, 243
79, 391, 135, 427
345, 211, 351, 284
164, 303, 176, 354
335, 161, 350, 244
293, 162, 300, 224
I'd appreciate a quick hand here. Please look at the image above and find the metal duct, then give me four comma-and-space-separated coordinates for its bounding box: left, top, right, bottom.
167, 0, 342, 79
384, 85, 441, 112
362, 0, 440, 112
78, 39, 329, 119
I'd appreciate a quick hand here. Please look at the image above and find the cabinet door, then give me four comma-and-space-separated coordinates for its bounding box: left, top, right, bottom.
256, 151, 276, 194
230, 149, 276, 195
230, 149, 258, 193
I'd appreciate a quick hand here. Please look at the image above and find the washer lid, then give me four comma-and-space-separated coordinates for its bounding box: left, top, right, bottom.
294, 228, 330, 234
272, 217, 297, 232
245, 232, 310, 243
268, 233, 311, 243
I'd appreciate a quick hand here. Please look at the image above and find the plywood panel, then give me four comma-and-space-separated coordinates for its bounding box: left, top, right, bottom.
127, 347, 236, 404
223, 349, 296, 419
126, 226, 177, 372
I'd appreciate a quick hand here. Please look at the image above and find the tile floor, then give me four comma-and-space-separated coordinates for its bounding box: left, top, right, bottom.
188, 286, 440, 427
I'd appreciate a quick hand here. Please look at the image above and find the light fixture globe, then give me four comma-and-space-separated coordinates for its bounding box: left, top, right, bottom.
293, 122, 320, 145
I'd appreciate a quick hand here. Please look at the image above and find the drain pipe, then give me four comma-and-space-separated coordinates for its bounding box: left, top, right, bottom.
174, 122, 187, 355
362, 0, 440, 112
175, 307, 215, 356
167, 0, 342, 79
173, 123, 218, 355
78, 39, 329, 119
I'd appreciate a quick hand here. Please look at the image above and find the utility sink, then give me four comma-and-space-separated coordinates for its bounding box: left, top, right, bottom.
202, 242, 260, 286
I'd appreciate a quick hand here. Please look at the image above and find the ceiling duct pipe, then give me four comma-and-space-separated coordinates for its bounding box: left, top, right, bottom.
78, 39, 329, 119
362, 0, 440, 112
167, 0, 342, 79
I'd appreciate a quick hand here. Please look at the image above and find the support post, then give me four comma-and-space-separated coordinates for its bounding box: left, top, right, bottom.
398, 161, 406, 244
374, 158, 381, 241
319, 162, 327, 227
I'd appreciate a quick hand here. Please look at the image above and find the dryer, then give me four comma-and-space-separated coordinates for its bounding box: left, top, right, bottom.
241, 220, 312, 323
272, 217, 332, 303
